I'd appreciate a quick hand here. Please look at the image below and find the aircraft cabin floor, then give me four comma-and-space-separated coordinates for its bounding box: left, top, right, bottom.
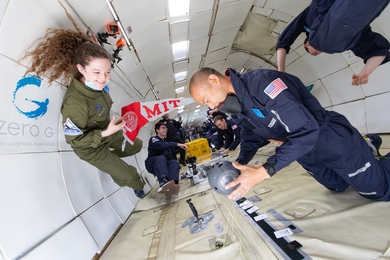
99, 135, 390, 260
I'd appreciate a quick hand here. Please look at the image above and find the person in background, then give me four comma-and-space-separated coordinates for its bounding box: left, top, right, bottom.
159, 114, 186, 165
207, 108, 229, 149
175, 115, 185, 141
145, 122, 188, 195
189, 67, 390, 201
276, 0, 390, 86
213, 115, 242, 155
213, 114, 269, 163
20, 2, 146, 198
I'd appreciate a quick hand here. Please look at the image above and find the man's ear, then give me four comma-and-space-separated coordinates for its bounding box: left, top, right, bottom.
208, 74, 220, 84
76, 64, 84, 74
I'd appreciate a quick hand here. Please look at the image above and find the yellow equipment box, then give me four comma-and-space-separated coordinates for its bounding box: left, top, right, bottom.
185, 138, 212, 162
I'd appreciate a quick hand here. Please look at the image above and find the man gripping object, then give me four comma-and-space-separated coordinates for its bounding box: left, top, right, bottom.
189, 67, 390, 201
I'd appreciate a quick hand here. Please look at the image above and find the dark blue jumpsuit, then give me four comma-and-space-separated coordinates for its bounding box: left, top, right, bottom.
218, 118, 242, 151
145, 136, 180, 183
276, 0, 390, 64
230, 68, 390, 201
159, 118, 186, 163
207, 108, 228, 148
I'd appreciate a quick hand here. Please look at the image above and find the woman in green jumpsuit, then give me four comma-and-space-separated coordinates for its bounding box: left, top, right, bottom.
21, 5, 145, 198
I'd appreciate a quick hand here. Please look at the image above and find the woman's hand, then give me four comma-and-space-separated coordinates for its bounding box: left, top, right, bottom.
101, 116, 126, 137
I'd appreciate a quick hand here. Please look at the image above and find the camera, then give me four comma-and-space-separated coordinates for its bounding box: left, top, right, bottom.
107, 23, 120, 34
186, 156, 197, 165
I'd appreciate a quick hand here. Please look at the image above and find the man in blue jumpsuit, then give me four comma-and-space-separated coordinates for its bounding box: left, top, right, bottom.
213, 115, 242, 155
159, 114, 186, 165
145, 122, 188, 195
214, 114, 270, 163
276, 0, 390, 86
189, 67, 390, 201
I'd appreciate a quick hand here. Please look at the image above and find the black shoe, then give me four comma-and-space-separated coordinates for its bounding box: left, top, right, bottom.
134, 189, 145, 198
179, 160, 186, 166
160, 175, 169, 184
364, 134, 382, 156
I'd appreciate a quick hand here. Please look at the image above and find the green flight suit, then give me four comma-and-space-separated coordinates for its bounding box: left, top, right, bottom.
61, 78, 144, 190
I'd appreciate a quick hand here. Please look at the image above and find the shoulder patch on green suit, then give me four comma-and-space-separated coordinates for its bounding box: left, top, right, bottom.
64, 118, 82, 136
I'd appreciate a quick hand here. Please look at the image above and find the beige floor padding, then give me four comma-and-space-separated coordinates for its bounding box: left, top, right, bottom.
101, 135, 390, 260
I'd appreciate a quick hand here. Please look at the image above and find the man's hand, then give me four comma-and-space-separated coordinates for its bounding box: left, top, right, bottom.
218, 148, 226, 153
178, 143, 188, 150
222, 149, 230, 154
225, 162, 270, 200
352, 73, 368, 86
268, 139, 284, 145
102, 116, 125, 137
352, 55, 385, 86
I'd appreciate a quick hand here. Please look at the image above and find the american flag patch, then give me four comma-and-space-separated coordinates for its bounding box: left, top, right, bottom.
264, 78, 288, 99
232, 124, 237, 130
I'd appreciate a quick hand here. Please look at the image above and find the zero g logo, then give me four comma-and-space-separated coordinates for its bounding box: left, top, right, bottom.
13, 75, 49, 119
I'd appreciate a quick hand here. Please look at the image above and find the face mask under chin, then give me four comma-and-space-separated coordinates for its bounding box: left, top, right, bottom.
84, 78, 109, 91
217, 94, 242, 114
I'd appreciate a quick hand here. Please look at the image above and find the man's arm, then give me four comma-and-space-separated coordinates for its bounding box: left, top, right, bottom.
276, 8, 308, 72
236, 127, 269, 165
352, 55, 386, 85
351, 27, 390, 85
227, 124, 242, 151
149, 137, 178, 151
277, 48, 287, 72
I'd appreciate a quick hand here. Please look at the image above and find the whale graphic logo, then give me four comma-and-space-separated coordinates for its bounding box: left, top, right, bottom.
13, 75, 49, 119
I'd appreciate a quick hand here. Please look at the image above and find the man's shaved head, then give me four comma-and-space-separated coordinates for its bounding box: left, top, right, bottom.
189, 67, 232, 108
189, 67, 224, 94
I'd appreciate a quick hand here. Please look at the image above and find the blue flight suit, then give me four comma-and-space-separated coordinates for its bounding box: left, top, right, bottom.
229, 68, 390, 201
159, 118, 185, 163
218, 118, 242, 151
235, 121, 269, 165
277, 0, 390, 64
145, 136, 180, 183
207, 108, 228, 148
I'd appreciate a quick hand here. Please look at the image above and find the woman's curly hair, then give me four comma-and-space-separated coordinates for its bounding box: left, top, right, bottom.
20, 1, 112, 86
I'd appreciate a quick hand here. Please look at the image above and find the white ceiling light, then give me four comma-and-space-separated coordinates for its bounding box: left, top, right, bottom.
106, 0, 118, 20
194, 109, 200, 113
175, 71, 187, 82
178, 106, 185, 110
175, 86, 185, 94
178, 109, 184, 113
168, 0, 189, 17
105, 0, 131, 47
172, 41, 188, 61
196, 105, 200, 108
116, 22, 131, 47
